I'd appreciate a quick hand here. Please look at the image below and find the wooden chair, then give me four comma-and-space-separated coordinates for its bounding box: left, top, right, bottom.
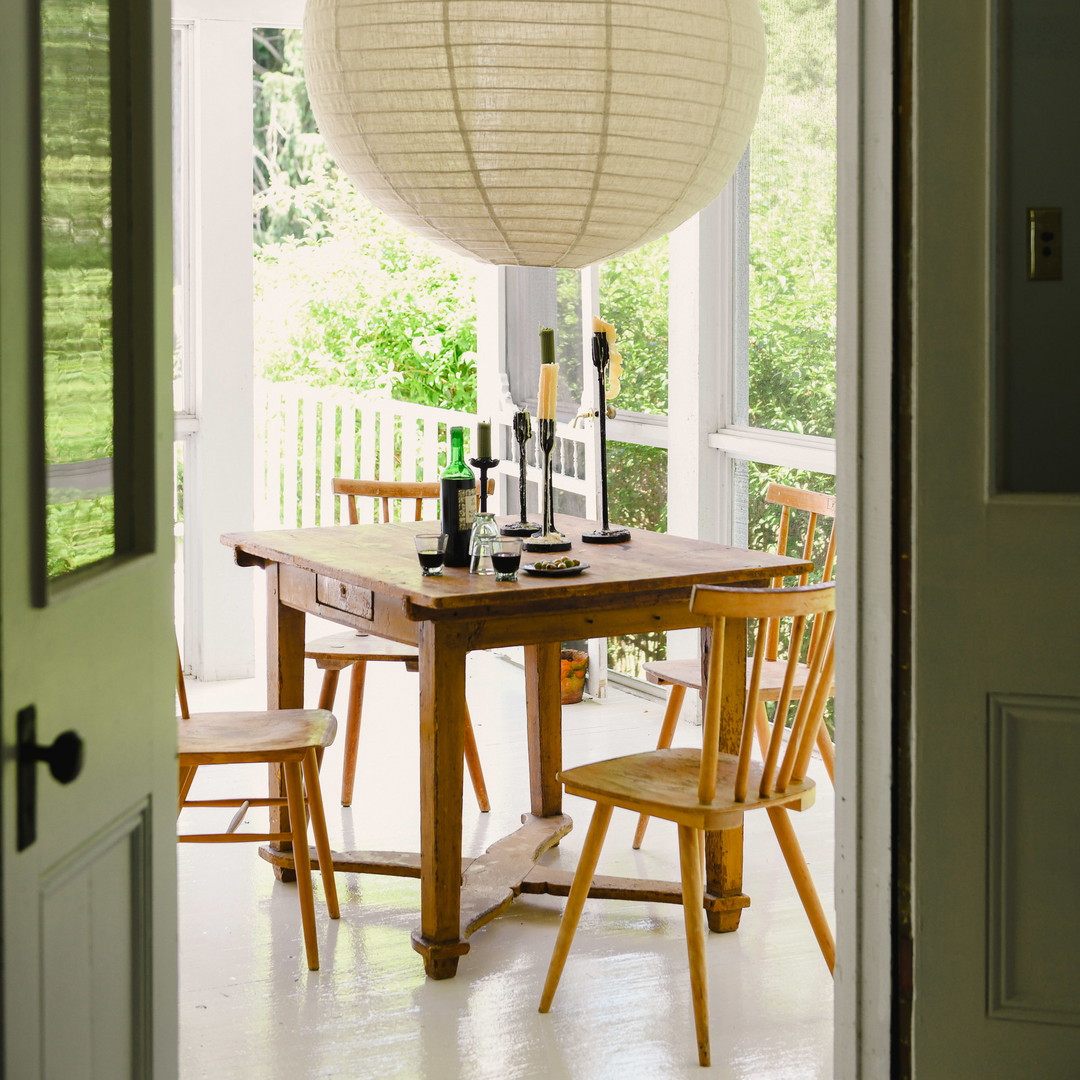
307, 477, 493, 809
539, 583, 837, 1067
633, 482, 837, 849
175, 650, 340, 971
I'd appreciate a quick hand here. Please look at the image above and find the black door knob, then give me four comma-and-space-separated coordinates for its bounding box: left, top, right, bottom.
28, 729, 85, 784
16, 707, 86, 851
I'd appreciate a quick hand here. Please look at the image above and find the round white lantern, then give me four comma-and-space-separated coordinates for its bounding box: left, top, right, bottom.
303, 0, 766, 268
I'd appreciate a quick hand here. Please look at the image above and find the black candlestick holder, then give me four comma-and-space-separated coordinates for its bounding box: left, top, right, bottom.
467, 456, 499, 512
523, 418, 571, 553
582, 331, 631, 545
467, 456, 501, 574
501, 408, 541, 537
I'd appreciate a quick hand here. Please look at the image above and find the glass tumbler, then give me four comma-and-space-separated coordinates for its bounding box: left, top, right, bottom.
414, 533, 447, 576
490, 537, 523, 581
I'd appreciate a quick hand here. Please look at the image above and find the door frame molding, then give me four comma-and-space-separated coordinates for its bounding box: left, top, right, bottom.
835, 0, 899, 1074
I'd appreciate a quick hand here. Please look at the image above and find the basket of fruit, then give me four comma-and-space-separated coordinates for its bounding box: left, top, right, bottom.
560, 648, 589, 704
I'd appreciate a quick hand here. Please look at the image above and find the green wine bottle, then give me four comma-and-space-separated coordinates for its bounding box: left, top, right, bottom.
440, 426, 476, 567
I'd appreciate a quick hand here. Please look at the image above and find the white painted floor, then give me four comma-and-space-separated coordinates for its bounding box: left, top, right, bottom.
178, 636, 834, 1079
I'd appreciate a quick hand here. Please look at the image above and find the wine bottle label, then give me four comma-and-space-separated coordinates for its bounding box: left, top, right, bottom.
457, 488, 477, 530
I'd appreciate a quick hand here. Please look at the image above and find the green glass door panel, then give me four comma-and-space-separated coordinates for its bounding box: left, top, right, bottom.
40, 0, 116, 576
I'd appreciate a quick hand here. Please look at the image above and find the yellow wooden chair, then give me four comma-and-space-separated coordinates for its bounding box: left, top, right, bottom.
634, 483, 837, 848
176, 650, 340, 971
539, 582, 836, 1067
306, 477, 493, 809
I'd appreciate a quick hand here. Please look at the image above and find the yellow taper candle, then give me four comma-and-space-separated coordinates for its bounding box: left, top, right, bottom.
592, 315, 623, 400
538, 327, 558, 419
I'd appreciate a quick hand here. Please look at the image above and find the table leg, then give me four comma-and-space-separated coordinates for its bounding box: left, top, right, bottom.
266, 565, 306, 881
410, 620, 470, 979
524, 642, 563, 818
703, 614, 751, 932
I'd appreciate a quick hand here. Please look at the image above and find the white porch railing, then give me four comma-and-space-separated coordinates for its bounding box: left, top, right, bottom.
254, 380, 592, 529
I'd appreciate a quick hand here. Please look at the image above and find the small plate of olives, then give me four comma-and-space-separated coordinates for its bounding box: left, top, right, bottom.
523, 557, 590, 577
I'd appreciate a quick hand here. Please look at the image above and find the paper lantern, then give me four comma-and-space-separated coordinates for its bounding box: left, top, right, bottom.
303, 0, 766, 268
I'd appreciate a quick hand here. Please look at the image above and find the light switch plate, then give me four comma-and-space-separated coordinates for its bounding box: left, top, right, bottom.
1028, 207, 1063, 281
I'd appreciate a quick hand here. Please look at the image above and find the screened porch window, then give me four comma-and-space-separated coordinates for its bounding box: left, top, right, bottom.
170, 0, 837, 691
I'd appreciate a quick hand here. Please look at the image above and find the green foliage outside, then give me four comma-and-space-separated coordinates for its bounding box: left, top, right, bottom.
253, 30, 479, 412
749, 0, 837, 439
598, 237, 670, 416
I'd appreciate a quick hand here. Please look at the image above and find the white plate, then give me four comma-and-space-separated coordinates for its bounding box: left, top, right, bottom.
522, 562, 590, 577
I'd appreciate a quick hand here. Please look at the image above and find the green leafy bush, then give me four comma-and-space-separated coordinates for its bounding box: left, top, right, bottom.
253, 30, 479, 411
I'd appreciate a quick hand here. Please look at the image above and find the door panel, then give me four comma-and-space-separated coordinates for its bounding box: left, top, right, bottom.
41, 805, 152, 1080
910, 0, 1080, 1073
0, 0, 177, 1076
987, 694, 1080, 1027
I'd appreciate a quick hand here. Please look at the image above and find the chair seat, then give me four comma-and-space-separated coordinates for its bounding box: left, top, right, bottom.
643, 657, 702, 690
644, 657, 831, 702
559, 747, 816, 829
178, 709, 337, 763
305, 630, 419, 670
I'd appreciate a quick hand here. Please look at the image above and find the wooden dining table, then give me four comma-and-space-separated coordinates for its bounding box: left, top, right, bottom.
222, 514, 811, 980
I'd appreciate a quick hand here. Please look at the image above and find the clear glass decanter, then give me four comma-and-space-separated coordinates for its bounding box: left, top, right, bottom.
468, 511, 499, 574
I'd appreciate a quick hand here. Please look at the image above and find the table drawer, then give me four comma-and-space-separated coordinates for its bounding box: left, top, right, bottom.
316, 575, 374, 620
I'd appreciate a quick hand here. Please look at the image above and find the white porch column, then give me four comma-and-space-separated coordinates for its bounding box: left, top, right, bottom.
475, 264, 507, 512
666, 198, 730, 677
668, 195, 732, 547
183, 18, 254, 680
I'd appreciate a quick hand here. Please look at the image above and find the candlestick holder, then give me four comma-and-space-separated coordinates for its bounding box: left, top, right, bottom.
467, 456, 501, 573
523, 419, 572, 553
467, 456, 499, 512
582, 331, 631, 545
502, 408, 541, 537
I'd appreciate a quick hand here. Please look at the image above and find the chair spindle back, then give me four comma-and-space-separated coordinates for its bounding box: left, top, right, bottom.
332, 478, 439, 525
332, 477, 496, 525
763, 482, 838, 664
691, 583, 836, 805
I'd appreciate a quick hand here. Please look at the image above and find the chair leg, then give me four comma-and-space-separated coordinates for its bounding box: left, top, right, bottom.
284, 758, 320, 970
314, 668, 341, 770
317, 668, 341, 711
678, 824, 710, 1067
816, 724, 835, 786
539, 801, 614, 1013
177, 765, 198, 815
340, 661, 367, 806
766, 805, 835, 973
633, 684, 687, 849
302, 748, 340, 920
334, 662, 491, 812
463, 703, 491, 813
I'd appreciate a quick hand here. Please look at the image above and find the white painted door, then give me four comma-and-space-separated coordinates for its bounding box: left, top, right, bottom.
908, 0, 1080, 1074
0, 0, 177, 1077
